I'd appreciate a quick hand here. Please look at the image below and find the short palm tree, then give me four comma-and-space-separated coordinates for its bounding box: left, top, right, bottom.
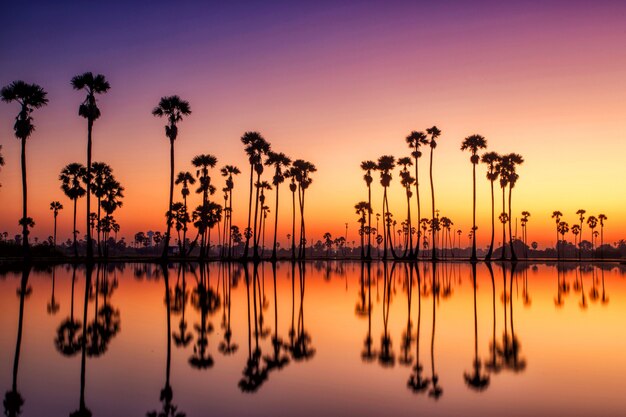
71, 72, 110, 260
461, 134, 487, 261
1, 80, 49, 256
598, 214, 607, 258
192, 154, 218, 257
376, 155, 396, 260
426, 126, 441, 260
292, 160, 317, 259
551, 211, 563, 259
60, 163, 87, 257
576, 209, 586, 256
355, 201, 371, 259
521, 211, 531, 257
90, 161, 113, 256
398, 157, 415, 258
360, 160, 377, 259
265, 151, 292, 261
175, 171, 196, 255
501, 153, 524, 261
481, 152, 501, 261
49, 201, 63, 247
586, 215, 598, 254
405, 131, 429, 258
220, 165, 241, 259
557, 221, 569, 254
152, 95, 191, 258
571, 224, 581, 260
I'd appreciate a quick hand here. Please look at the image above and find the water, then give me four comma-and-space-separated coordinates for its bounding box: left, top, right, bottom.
1, 261, 625, 417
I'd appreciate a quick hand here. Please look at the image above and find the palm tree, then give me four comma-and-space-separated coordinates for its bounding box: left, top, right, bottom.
461, 134, 487, 261
49, 201, 63, 248
464, 263, 490, 391
481, 152, 500, 261
405, 131, 429, 258
71, 73, 110, 260
90, 162, 113, 256
265, 151, 292, 261
291, 160, 317, 259
587, 216, 598, 255
496, 158, 509, 260
576, 209, 586, 253
360, 160, 377, 260
192, 154, 218, 258
398, 157, 415, 258
552, 211, 563, 260
355, 201, 371, 259
0, 145, 5, 187
598, 214, 607, 258
426, 126, 441, 261
60, 163, 87, 257
152, 95, 192, 258
557, 221, 569, 257
521, 211, 531, 258
175, 171, 195, 256
241, 131, 271, 259
376, 156, 397, 260
254, 181, 273, 257
220, 165, 241, 259
572, 224, 581, 260
502, 153, 524, 261
1, 81, 49, 256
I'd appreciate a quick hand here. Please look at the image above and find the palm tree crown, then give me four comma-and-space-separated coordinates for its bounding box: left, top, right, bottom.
71, 72, 110, 121
152, 96, 191, 141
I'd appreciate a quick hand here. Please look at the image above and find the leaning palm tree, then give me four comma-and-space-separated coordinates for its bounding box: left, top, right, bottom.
71, 72, 110, 260
405, 131, 429, 258
461, 134, 487, 261
49, 201, 63, 248
265, 151, 292, 261
398, 157, 415, 258
598, 214, 607, 258
60, 163, 87, 257
360, 160, 377, 260
551, 211, 563, 260
175, 171, 196, 256
220, 165, 241, 259
426, 126, 442, 261
1, 81, 49, 256
481, 152, 501, 261
241, 131, 271, 259
152, 95, 191, 258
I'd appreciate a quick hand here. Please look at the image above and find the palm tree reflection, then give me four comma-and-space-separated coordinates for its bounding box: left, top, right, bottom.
56, 266, 82, 357
463, 263, 490, 391
47, 265, 60, 315
218, 264, 238, 355
408, 263, 430, 393
189, 263, 219, 369
428, 262, 443, 400
378, 262, 395, 367
263, 263, 290, 372
361, 263, 376, 363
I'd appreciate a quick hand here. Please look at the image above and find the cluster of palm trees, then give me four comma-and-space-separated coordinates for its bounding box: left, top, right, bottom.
551, 210, 608, 260
151, 96, 317, 261
357, 127, 524, 262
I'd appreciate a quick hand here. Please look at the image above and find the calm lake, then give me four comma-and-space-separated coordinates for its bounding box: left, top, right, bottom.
1, 261, 625, 417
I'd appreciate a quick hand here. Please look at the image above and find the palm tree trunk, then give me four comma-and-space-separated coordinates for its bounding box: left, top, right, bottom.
500, 187, 506, 260
471, 162, 477, 261
508, 186, 516, 261
243, 164, 254, 258
162, 138, 175, 258
291, 190, 296, 260
429, 147, 436, 261
11, 269, 29, 393
86, 119, 93, 260
182, 196, 188, 257
252, 174, 261, 259
414, 151, 421, 259
367, 184, 372, 259
53, 213, 58, 248
72, 199, 78, 257
406, 189, 413, 258
271, 183, 280, 261
20, 138, 29, 256
299, 188, 306, 259
382, 190, 388, 260
96, 197, 102, 257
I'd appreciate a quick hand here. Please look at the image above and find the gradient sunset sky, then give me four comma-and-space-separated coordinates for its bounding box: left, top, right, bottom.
1, 1, 625, 247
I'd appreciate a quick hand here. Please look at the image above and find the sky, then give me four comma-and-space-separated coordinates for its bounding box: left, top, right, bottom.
1, 0, 625, 248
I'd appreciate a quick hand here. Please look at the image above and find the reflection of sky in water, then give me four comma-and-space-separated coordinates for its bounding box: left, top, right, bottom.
1, 262, 625, 417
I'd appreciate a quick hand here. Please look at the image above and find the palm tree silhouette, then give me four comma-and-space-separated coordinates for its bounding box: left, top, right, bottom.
49, 201, 63, 248
552, 211, 563, 260
557, 221, 569, 258
587, 215, 598, 255
47, 266, 61, 315
220, 165, 241, 259
192, 154, 218, 258
572, 224, 581, 260
481, 152, 501, 261
254, 181, 272, 257
360, 160, 377, 259
0, 145, 4, 187
4, 267, 30, 417
461, 134, 487, 261
398, 157, 416, 258
218, 264, 238, 355
405, 131, 429, 259
501, 153, 524, 261
90, 162, 112, 255
355, 201, 372, 259
598, 214, 607, 258
407, 263, 430, 393
428, 262, 443, 399
60, 163, 87, 257
71, 73, 109, 260
521, 211, 531, 258
175, 171, 195, 256
1, 80, 49, 257
291, 160, 317, 259
376, 155, 397, 260
264, 263, 290, 373
152, 95, 192, 259
55, 266, 82, 357
464, 263, 490, 391
240, 132, 271, 259
426, 126, 442, 261
264, 151, 292, 261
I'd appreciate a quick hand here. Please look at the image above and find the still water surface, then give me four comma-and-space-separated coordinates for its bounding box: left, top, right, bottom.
1, 261, 625, 417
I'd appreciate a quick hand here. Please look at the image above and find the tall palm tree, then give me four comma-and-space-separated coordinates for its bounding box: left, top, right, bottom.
576, 209, 586, 256
71, 73, 110, 260
254, 181, 272, 256
598, 214, 607, 258
60, 163, 87, 257
291, 160, 317, 259
49, 201, 63, 248
481, 152, 501, 261
1, 81, 48, 256
496, 157, 510, 260
241, 131, 271, 259
398, 157, 415, 258
405, 131, 429, 258
175, 171, 196, 256
355, 201, 371, 259
551, 211, 563, 260
501, 153, 524, 261
376, 155, 396, 260
192, 154, 218, 258
360, 160, 377, 260
266, 151, 292, 261
426, 126, 441, 261
461, 134, 487, 261
152, 95, 191, 258
464, 263, 490, 391
220, 165, 241, 259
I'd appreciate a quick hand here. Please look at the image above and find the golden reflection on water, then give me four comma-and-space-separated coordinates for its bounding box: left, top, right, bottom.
1, 261, 626, 417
